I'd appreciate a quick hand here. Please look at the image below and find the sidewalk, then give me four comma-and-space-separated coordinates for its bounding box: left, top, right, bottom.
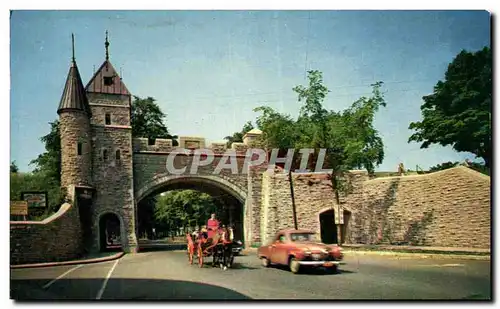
11, 251, 124, 269
341, 244, 490, 256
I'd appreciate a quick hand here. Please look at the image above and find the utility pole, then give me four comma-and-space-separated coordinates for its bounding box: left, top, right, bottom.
330, 171, 342, 245
288, 170, 298, 230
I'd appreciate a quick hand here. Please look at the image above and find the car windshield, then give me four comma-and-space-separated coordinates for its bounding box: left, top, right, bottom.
290, 233, 316, 242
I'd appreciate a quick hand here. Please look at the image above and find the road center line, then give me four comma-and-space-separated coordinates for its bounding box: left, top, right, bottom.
96, 259, 120, 300
42, 264, 83, 289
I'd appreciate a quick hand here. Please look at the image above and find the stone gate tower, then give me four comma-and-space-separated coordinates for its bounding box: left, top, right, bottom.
57, 34, 93, 190
58, 32, 138, 253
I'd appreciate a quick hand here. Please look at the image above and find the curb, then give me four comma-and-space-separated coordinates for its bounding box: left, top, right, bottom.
342, 250, 490, 260
243, 248, 489, 260
10, 252, 125, 269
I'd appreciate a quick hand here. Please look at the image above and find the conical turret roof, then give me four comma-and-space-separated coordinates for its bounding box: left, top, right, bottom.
57, 34, 92, 116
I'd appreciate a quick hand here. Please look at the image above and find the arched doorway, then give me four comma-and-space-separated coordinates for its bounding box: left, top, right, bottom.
319, 209, 337, 244
99, 213, 122, 252
135, 175, 247, 249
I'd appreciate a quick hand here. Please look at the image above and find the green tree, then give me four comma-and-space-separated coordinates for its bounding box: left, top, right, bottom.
254, 70, 387, 211
408, 46, 492, 168
255, 70, 386, 174
29, 121, 61, 184
224, 121, 254, 148
428, 161, 460, 172
10, 172, 64, 217
131, 96, 179, 146
154, 190, 217, 236
10, 161, 19, 173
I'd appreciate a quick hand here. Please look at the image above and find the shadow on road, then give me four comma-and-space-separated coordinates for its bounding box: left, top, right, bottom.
269, 264, 356, 276
226, 262, 259, 270
138, 244, 187, 252
185, 261, 259, 270
11, 278, 252, 300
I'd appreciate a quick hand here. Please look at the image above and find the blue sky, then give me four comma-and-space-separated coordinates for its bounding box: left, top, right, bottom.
10, 10, 490, 173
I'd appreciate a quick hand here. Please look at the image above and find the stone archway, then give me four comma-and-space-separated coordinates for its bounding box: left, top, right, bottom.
135, 174, 247, 205
134, 174, 248, 244
98, 212, 123, 252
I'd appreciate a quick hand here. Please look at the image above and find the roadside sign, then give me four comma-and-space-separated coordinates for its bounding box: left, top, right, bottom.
21, 191, 47, 208
10, 201, 28, 216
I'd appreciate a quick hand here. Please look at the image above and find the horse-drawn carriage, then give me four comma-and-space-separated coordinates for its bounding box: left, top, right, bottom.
186, 226, 235, 270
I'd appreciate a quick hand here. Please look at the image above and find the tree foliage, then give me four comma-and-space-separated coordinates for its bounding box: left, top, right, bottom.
153, 190, 217, 235
131, 96, 179, 145
10, 161, 19, 173
255, 70, 386, 174
428, 161, 460, 172
408, 46, 492, 168
10, 172, 65, 217
254, 70, 387, 203
29, 121, 61, 184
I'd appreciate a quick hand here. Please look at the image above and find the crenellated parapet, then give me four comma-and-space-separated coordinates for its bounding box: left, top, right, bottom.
231, 142, 248, 152
209, 142, 227, 153
133, 138, 174, 152
133, 136, 256, 154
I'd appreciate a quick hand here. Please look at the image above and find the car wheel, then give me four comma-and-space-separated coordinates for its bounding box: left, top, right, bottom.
289, 257, 300, 274
261, 257, 270, 267
326, 265, 338, 274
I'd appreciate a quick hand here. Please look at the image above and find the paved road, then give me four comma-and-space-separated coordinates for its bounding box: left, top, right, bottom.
10, 251, 491, 300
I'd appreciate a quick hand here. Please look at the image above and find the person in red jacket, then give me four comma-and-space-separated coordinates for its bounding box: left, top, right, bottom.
207, 213, 220, 239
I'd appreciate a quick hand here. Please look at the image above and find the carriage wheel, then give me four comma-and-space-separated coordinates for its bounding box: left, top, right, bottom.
198, 245, 204, 268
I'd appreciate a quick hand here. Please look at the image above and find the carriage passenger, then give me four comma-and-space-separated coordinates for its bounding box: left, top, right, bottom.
207, 213, 220, 239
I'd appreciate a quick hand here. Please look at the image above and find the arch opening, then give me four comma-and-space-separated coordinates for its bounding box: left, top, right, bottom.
319, 209, 337, 244
136, 176, 246, 250
99, 212, 122, 252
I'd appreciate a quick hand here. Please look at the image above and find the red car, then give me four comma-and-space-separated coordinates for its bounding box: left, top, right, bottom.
257, 229, 344, 274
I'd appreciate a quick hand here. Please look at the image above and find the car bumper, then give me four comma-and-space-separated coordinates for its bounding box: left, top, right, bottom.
298, 260, 341, 267
232, 247, 242, 253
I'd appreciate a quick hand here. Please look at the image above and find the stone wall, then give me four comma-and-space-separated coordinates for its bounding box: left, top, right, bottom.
344, 166, 490, 248
10, 186, 83, 265
133, 152, 249, 201
89, 93, 137, 253
59, 111, 93, 189
259, 167, 491, 249
245, 165, 267, 246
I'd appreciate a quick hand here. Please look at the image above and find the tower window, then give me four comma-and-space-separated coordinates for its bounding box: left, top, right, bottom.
103, 76, 114, 86
115, 150, 121, 162
105, 113, 111, 125
103, 149, 108, 161
77, 142, 82, 156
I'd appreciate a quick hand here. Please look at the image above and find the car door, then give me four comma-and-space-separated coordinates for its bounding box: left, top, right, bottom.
270, 234, 288, 265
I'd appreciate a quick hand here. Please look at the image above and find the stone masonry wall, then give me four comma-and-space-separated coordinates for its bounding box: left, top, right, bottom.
260, 167, 491, 249
133, 153, 249, 200
10, 186, 83, 265
245, 165, 266, 246
59, 111, 93, 189
89, 92, 137, 253
344, 166, 491, 248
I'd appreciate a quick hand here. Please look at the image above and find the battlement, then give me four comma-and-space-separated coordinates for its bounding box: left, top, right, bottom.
133, 136, 253, 154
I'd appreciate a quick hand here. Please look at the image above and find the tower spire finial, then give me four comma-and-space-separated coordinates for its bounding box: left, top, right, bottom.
71, 33, 75, 62
105, 30, 109, 61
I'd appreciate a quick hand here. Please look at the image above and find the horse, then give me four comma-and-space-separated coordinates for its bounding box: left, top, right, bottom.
196, 226, 234, 269
186, 233, 197, 265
